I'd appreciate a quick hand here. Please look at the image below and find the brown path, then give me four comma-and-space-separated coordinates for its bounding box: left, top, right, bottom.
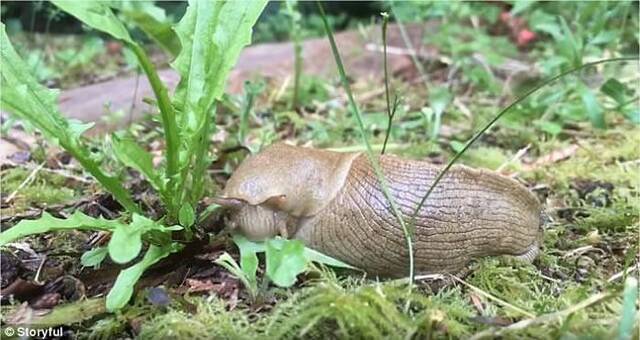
1, 23, 434, 159
58, 23, 432, 133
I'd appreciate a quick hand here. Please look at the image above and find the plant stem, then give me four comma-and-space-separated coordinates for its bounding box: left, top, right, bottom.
412, 57, 638, 220
381, 12, 394, 155
317, 2, 415, 283
189, 105, 214, 204
69, 149, 140, 214
286, 0, 302, 110
390, 4, 430, 88
128, 43, 180, 213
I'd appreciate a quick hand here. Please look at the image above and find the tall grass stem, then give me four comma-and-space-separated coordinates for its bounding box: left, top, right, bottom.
317, 2, 415, 283
412, 57, 638, 220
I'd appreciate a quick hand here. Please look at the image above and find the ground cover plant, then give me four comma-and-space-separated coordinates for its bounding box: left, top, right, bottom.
0, 0, 302, 312
0, 1, 638, 339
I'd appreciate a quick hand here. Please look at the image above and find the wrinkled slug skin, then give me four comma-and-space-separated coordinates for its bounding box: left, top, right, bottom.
294, 154, 542, 277
222, 144, 543, 277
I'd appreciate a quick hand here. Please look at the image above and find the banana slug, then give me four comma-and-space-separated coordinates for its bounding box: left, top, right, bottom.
215, 143, 542, 277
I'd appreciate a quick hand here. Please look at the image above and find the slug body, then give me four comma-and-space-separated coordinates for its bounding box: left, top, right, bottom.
217, 143, 542, 277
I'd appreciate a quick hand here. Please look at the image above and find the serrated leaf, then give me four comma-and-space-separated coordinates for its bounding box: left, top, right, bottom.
1, 24, 74, 145
265, 239, 307, 287
178, 203, 195, 228
51, 0, 134, 44
81, 247, 108, 268
171, 0, 267, 136
0, 24, 138, 213
0, 211, 121, 246
232, 234, 356, 271
112, 135, 165, 193
106, 244, 179, 311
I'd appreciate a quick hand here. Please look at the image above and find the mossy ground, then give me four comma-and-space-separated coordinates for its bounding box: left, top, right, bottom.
2, 2, 638, 338
1, 167, 78, 215
50, 121, 633, 340
2, 69, 638, 340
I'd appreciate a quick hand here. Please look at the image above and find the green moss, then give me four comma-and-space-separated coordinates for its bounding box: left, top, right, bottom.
137, 297, 260, 340
460, 146, 511, 170
532, 128, 640, 188
576, 200, 639, 233
0, 168, 77, 213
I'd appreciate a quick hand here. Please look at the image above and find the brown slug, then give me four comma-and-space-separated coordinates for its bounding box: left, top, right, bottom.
215, 143, 543, 277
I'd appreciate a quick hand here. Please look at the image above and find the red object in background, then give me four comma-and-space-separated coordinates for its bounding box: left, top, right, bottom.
106, 41, 122, 55
499, 10, 537, 48
517, 29, 537, 47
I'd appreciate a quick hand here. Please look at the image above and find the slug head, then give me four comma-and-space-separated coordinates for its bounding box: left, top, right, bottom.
214, 197, 290, 240
216, 143, 360, 240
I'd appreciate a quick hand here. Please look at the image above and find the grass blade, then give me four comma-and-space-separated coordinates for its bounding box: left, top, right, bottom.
412, 57, 638, 220
317, 2, 415, 281
380, 12, 397, 155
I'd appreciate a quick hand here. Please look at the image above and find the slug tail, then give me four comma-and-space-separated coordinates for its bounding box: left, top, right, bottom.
514, 241, 540, 263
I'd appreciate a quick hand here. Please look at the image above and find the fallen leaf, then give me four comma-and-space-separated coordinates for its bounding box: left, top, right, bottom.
523, 144, 579, 171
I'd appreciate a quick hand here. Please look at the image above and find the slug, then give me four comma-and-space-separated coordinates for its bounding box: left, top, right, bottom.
215, 143, 542, 277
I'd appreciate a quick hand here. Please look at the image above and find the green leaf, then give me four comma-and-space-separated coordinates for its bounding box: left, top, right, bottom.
559, 16, 582, 67
0, 211, 121, 246
81, 247, 108, 268
617, 277, 638, 340
52, 1, 180, 213
0, 24, 139, 213
265, 239, 307, 287
112, 135, 165, 193
113, 1, 181, 57
600, 78, 629, 105
301, 246, 356, 270
171, 0, 267, 136
214, 252, 257, 298
535, 121, 563, 135
108, 225, 143, 264
578, 82, 606, 129
232, 234, 356, 271
51, 1, 134, 44
178, 203, 195, 228
231, 234, 260, 284
1, 24, 78, 146
106, 244, 180, 311
107, 214, 166, 264
169, 0, 266, 217
449, 140, 466, 153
